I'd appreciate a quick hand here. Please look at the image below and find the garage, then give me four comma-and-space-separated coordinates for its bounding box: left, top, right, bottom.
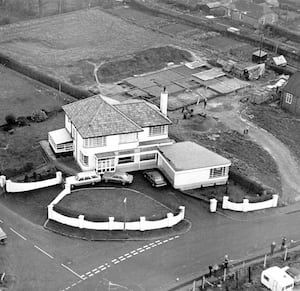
157, 141, 231, 190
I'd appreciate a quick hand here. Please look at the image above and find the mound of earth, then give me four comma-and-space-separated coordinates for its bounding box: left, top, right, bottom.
54, 187, 174, 222
97, 45, 193, 83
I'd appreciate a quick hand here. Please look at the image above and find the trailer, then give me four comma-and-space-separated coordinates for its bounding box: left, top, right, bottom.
0, 227, 7, 245
261, 266, 294, 291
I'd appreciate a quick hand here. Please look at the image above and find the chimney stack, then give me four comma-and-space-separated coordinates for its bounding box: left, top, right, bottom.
160, 86, 168, 116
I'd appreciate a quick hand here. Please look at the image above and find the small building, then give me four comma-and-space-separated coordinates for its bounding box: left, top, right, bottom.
252, 50, 268, 64
200, 2, 226, 16
227, 0, 278, 28
157, 141, 231, 190
280, 71, 300, 115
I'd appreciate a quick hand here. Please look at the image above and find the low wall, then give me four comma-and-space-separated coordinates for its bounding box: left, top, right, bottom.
48, 185, 185, 231
222, 194, 278, 212
4, 172, 62, 193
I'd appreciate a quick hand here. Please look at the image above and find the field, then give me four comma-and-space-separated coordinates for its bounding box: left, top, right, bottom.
0, 65, 75, 176
0, 8, 177, 89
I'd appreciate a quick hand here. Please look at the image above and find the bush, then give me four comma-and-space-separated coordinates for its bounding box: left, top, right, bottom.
16, 116, 30, 127
0, 17, 10, 25
31, 110, 48, 122
5, 114, 16, 125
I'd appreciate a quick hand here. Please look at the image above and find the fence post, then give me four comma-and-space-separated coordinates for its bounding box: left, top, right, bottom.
222, 196, 229, 209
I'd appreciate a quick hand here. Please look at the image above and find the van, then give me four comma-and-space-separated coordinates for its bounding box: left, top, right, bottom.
282, 266, 300, 285
261, 266, 294, 291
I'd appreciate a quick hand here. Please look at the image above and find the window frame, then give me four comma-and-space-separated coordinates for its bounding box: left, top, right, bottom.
209, 167, 226, 179
83, 136, 107, 148
149, 125, 167, 137
285, 92, 293, 104
118, 155, 134, 165
80, 151, 89, 166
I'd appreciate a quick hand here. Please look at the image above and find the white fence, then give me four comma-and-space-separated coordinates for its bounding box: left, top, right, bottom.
48, 185, 185, 231
2, 172, 62, 193
222, 194, 278, 212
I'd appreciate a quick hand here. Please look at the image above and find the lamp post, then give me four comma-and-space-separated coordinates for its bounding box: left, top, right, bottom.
123, 197, 127, 231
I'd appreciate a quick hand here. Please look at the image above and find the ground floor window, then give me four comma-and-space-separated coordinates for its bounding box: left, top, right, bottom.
140, 153, 157, 161
97, 158, 115, 173
285, 93, 293, 104
209, 167, 226, 178
80, 151, 89, 166
118, 155, 134, 164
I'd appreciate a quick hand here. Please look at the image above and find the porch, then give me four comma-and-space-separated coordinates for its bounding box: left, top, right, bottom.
48, 128, 73, 154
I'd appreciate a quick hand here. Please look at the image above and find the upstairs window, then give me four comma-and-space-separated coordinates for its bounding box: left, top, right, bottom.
149, 125, 167, 137
119, 133, 138, 144
285, 93, 293, 104
84, 136, 106, 148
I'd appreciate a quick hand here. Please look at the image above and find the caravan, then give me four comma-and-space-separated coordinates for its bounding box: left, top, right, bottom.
261, 266, 294, 291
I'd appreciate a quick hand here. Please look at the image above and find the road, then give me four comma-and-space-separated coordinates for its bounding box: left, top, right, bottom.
1, 174, 300, 291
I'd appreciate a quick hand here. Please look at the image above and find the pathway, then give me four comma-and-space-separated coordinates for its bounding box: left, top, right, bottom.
205, 96, 300, 203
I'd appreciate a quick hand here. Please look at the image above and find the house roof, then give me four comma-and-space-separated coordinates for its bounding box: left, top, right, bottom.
282, 71, 300, 96
114, 100, 172, 127
159, 141, 231, 171
233, 0, 273, 19
62, 96, 142, 138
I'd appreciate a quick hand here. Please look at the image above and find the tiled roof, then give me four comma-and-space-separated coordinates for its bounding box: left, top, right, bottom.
282, 71, 300, 96
234, 0, 272, 19
114, 100, 172, 127
62, 96, 142, 138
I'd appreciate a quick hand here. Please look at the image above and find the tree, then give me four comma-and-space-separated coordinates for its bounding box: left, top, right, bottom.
5, 114, 16, 125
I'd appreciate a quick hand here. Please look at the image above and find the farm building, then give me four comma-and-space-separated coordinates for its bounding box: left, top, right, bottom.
280, 71, 300, 115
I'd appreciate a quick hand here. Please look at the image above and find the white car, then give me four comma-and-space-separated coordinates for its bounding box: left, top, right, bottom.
65, 171, 101, 188
102, 171, 133, 185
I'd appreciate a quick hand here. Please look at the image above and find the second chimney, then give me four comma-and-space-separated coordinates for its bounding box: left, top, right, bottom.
160, 86, 168, 116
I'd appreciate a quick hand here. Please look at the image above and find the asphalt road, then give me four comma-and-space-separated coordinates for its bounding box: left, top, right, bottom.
1, 174, 300, 291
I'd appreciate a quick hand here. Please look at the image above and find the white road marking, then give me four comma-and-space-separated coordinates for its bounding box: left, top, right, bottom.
34, 245, 54, 259
149, 243, 155, 246
71, 283, 77, 287
88, 273, 94, 277
112, 259, 118, 262
126, 254, 132, 258
92, 268, 98, 272
100, 267, 107, 271
95, 270, 100, 274
175, 235, 180, 238
9, 227, 27, 240
145, 247, 151, 250
157, 242, 162, 245
132, 252, 138, 255
98, 265, 104, 269
61, 263, 83, 279
120, 257, 126, 261
155, 240, 160, 243
137, 247, 143, 251
169, 237, 174, 241
139, 249, 145, 252
124, 253, 130, 256
86, 271, 91, 275
163, 239, 168, 243
114, 261, 120, 264
65, 287, 70, 290
106, 264, 110, 268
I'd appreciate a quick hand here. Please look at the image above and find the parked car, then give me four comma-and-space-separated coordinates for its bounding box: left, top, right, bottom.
143, 170, 167, 187
65, 171, 101, 188
102, 171, 133, 185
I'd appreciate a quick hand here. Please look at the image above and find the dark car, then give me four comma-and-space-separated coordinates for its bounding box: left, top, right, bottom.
143, 170, 167, 187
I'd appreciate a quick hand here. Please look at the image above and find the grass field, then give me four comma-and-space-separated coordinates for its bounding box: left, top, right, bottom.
0, 8, 176, 89
55, 188, 172, 221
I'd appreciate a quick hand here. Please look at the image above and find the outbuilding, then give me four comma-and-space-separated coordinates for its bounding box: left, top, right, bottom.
252, 49, 268, 63
157, 141, 231, 190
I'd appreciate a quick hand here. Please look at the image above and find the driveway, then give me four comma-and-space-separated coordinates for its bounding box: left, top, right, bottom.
191, 94, 300, 203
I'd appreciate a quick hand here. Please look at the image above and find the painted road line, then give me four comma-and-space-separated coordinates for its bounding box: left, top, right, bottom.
95, 270, 100, 274
61, 263, 83, 279
65, 287, 70, 290
88, 273, 94, 277
169, 237, 174, 241
34, 245, 54, 259
137, 247, 143, 251
106, 264, 110, 268
139, 249, 145, 253
112, 259, 118, 262
92, 268, 98, 272
149, 242, 155, 246
86, 272, 91, 275
100, 267, 107, 270
9, 227, 27, 241
120, 257, 126, 261
155, 240, 160, 243
175, 235, 180, 238
151, 244, 157, 247
163, 239, 168, 243
132, 252, 138, 255
113, 260, 120, 264
71, 283, 77, 287
157, 242, 162, 245
124, 253, 130, 256
98, 265, 104, 269
118, 256, 124, 260
145, 247, 151, 250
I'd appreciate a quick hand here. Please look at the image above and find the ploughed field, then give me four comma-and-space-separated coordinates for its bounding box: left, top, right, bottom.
0, 8, 175, 89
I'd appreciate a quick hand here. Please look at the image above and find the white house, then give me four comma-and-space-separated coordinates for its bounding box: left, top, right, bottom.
48, 92, 231, 190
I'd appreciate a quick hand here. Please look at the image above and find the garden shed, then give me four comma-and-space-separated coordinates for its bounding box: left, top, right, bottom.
157, 141, 231, 190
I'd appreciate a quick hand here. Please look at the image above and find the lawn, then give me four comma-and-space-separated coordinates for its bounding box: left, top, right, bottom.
55, 187, 173, 222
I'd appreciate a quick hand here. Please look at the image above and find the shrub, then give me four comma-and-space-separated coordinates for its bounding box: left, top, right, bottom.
5, 114, 16, 125
0, 17, 10, 25
16, 116, 30, 127
31, 110, 48, 122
